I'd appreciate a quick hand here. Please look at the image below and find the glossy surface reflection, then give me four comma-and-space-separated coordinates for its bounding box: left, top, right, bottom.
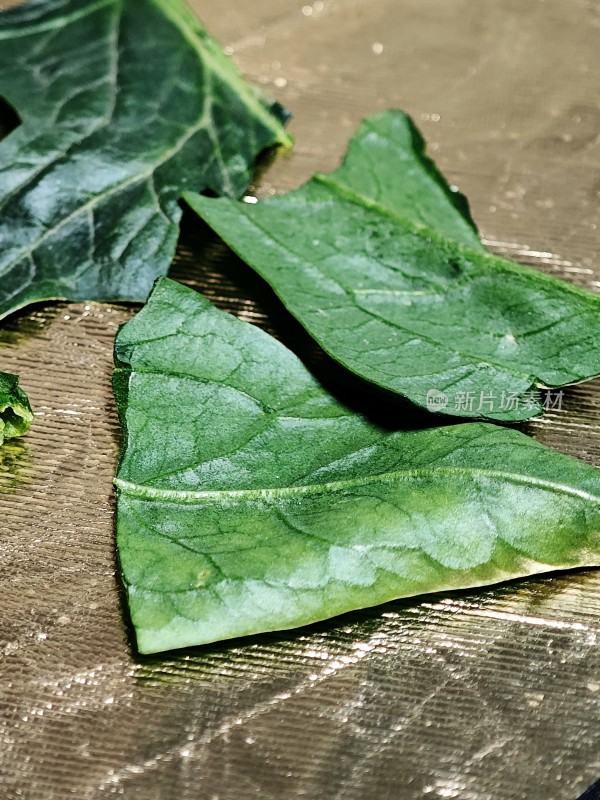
1, 0, 600, 798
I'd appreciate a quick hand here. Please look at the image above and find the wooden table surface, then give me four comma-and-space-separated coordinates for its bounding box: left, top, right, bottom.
1, 1, 599, 798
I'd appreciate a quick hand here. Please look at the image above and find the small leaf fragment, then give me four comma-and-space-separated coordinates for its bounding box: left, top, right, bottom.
0, 371, 33, 445
113, 278, 600, 654
185, 110, 600, 421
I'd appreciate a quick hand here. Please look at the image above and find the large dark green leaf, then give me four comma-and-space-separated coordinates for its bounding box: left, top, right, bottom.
0, 372, 32, 445
186, 110, 600, 422
113, 278, 600, 654
0, 0, 290, 319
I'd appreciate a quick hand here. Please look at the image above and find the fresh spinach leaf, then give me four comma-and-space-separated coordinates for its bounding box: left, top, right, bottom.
0, 0, 290, 319
113, 278, 600, 653
186, 110, 600, 422
0, 371, 32, 445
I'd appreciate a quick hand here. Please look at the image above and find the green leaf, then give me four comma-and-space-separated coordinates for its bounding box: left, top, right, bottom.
185, 110, 600, 422
113, 278, 600, 654
0, 0, 290, 319
0, 371, 33, 445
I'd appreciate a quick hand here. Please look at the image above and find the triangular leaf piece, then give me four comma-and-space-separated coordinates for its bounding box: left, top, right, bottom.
114, 278, 600, 653
186, 110, 600, 422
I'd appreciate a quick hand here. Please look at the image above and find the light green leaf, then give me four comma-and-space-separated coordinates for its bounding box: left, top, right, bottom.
0, 371, 33, 445
113, 278, 600, 654
0, 0, 290, 319
185, 110, 600, 422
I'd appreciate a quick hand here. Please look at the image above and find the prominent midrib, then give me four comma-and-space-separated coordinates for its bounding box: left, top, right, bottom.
312, 172, 479, 254
114, 466, 600, 505
0, 0, 290, 280
312, 173, 600, 305
0, 103, 212, 278
0, 0, 122, 219
233, 204, 535, 389
0, 0, 114, 41
148, 0, 292, 147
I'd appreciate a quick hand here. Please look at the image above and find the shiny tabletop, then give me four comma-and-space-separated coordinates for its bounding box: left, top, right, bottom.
1, 0, 599, 798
